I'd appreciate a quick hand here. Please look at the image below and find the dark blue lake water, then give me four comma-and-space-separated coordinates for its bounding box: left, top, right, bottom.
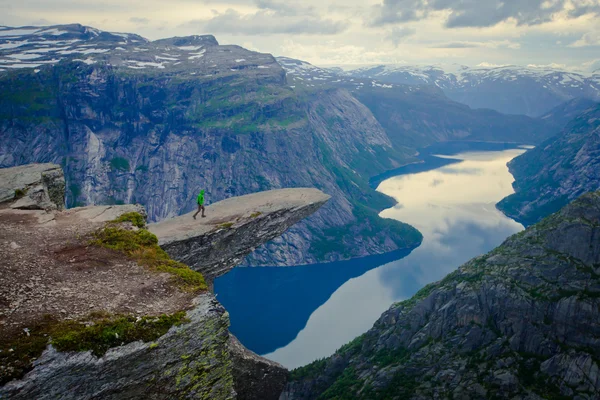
214, 142, 529, 369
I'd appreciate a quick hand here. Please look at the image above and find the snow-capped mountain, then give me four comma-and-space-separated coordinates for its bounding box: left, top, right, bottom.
345, 64, 600, 117
276, 56, 408, 92
0, 24, 279, 76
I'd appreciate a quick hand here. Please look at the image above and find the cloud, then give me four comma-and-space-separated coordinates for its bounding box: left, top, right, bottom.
570, 30, 600, 47
387, 27, 416, 46
185, 8, 348, 35
368, 0, 600, 28
431, 40, 521, 49
129, 17, 150, 25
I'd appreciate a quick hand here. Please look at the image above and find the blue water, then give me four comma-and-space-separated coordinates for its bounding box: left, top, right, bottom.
215, 143, 527, 369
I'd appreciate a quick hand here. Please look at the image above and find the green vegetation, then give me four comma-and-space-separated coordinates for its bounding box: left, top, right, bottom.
0, 311, 188, 385
51, 312, 188, 355
14, 188, 27, 199
290, 358, 328, 380
250, 212, 262, 218
110, 157, 130, 171
114, 212, 147, 228
92, 223, 207, 292
217, 222, 234, 229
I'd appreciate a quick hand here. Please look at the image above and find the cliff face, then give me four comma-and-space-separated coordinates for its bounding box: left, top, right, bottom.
498, 102, 600, 226
284, 191, 600, 399
0, 164, 329, 399
0, 57, 420, 266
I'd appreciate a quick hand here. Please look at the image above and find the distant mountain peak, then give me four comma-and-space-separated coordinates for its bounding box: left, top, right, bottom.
0, 24, 279, 79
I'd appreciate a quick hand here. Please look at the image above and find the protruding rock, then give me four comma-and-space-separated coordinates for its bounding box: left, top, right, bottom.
228, 335, 288, 400
0, 163, 65, 210
149, 188, 331, 281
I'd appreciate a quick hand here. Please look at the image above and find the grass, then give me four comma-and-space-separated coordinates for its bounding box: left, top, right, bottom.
14, 188, 27, 199
0, 312, 188, 385
114, 212, 147, 229
92, 217, 207, 292
217, 222, 234, 229
250, 212, 262, 218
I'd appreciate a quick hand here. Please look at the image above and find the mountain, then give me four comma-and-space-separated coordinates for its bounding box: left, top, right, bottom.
278, 57, 557, 148
0, 25, 553, 267
497, 102, 600, 226
283, 191, 600, 399
539, 97, 599, 130
0, 24, 425, 267
345, 64, 600, 117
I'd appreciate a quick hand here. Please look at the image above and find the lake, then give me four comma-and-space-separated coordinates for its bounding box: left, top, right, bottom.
214, 143, 527, 369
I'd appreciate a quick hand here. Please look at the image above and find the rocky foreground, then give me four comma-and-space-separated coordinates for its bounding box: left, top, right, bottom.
0, 163, 329, 399
284, 191, 600, 399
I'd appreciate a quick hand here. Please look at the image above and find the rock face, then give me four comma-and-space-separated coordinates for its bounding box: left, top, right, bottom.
0, 164, 329, 399
229, 336, 288, 400
284, 191, 600, 399
150, 188, 330, 280
498, 102, 600, 226
2, 294, 236, 400
0, 163, 65, 210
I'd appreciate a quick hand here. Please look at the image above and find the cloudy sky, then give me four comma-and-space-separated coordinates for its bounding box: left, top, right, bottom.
1, 0, 599, 70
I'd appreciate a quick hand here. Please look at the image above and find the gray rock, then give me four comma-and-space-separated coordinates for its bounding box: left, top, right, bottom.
0, 163, 65, 210
1, 293, 236, 400
229, 335, 288, 400
149, 188, 330, 280
497, 102, 600, 226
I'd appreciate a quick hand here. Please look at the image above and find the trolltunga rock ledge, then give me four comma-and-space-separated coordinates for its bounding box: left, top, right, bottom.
149, 188, 330, 281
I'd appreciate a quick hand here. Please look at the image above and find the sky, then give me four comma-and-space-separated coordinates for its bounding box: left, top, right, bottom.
0, 0, 599, 71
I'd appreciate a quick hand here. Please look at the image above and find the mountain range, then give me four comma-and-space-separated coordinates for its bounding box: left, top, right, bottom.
343, 63, 600, 117
0, 24, 562, 266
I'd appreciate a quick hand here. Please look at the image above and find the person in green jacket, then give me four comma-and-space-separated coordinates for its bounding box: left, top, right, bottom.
193, 189, 206, 219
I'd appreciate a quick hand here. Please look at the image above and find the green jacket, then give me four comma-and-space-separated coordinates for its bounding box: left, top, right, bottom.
197, 190, 205, 205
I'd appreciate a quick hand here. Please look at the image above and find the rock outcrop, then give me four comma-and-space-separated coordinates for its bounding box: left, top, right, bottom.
150, 189, 330, 280
498, 102, 600, 226
0, 164, 329, 399
0, 163, 65, 210
284, 191, 600, 399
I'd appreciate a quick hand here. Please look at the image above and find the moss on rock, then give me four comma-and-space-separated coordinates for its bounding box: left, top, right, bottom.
0, 311, 189, 385
91, 223, 208, 292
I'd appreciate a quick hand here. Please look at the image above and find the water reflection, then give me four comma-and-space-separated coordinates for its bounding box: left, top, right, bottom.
215, 147, 525, 369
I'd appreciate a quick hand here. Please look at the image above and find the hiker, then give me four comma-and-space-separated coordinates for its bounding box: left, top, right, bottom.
193, 189, 206, 219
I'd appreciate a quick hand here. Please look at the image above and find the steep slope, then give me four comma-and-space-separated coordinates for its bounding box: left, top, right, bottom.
0, 24, 422, 266
498, 103, 600, 226
347, 64, 600, 117
539, 97, 599, 130
284, 191, 600, 399
0, 164, 329, 399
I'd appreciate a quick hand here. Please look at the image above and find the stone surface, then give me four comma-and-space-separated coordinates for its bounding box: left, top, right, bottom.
149, 188, 330, 280
284, 191, 600, 399
1, 293, 235, 400
229, 335, 288, 400
0, 163, 65, 210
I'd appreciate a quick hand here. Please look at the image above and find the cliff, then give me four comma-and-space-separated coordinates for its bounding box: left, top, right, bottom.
284, 191, 600, 399
498, 102, 600, 226
0, 164, 329, 399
